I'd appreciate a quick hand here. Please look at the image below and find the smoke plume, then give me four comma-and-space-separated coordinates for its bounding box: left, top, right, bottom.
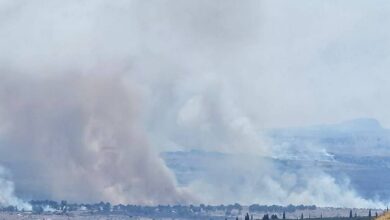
0, 73, 191, 204
0, 166, 31, 210
0, 0, 389, 208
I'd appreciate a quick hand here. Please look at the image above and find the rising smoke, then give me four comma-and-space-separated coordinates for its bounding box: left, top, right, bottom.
164, 75, 383, 208
0, 0, 388, 208
0, 73, 192, 205
0, 166, 31, 210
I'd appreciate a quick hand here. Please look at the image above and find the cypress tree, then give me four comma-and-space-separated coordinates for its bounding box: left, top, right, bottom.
245, 213, 250, 220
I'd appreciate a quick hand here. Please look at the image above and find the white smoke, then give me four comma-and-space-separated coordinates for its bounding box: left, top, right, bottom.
0, 166, 31, 210
183, 154, 383, 208
167, 77, 384, 208
0, 0, 388, 208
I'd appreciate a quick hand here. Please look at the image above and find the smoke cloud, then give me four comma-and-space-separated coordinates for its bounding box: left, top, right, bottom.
182, 153, 383, 208
0, 0, 389, 208
0, 166, 31, 210
0, 73, 191, 204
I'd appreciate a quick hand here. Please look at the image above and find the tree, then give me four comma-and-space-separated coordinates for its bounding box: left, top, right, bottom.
102, 202, 111, 213
32, 205, 44, 214
60, 200, 67, 213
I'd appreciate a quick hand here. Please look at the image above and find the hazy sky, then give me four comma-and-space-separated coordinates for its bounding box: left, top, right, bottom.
2, 1, 390, 129
0, 0, 390, 207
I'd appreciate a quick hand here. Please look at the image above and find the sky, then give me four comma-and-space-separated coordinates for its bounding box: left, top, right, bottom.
0, 0, 390, 208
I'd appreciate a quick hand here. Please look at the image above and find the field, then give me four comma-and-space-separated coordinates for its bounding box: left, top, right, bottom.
376, 212, 390, 220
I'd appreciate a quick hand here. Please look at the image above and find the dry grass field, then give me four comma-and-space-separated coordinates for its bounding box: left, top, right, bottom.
376, 212, 390, 220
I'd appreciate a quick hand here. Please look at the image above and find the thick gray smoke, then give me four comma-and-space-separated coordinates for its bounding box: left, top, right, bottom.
0, 0, 389, 208
0, 73, 191, 204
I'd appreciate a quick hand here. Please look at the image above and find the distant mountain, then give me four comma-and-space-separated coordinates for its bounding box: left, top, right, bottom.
267, 118, 390, 157
162, 118, 390, 202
